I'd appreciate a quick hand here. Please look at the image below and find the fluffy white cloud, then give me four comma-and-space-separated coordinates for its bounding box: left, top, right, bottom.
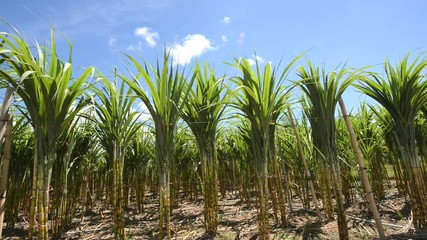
134, 27, 159, 47
133, 101, 152, 122
247, 58, 256, 66
242, 55, 265, 66
126, 42, 143, 51
169, 34, 214, 65
108, 37, 117, 47
221, 16, 231, 25
221, 35, 228, 42
254, 55, 264, 64
138, 101, 149, 114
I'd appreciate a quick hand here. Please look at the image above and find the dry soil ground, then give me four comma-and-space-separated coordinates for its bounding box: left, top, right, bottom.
3, 186, 427, 239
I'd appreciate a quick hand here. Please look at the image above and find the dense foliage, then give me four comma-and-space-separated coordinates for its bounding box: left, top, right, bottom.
0, 27, 426, 240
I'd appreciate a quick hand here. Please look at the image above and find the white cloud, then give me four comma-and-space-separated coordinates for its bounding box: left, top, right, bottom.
247, 58, 256, 66
221, 16, 231, 25
242, 55, 265, 66
238, 32, 245, 45
169, 34, 214, 65
127, 42, 143, 51
134, 27, 159, 47
108, 37, 117, 47
138, 101, 149, 113
221, 35, 228, 42
135, 101, 151, 121
129, 102, 152, 123
254, 55, 264, 64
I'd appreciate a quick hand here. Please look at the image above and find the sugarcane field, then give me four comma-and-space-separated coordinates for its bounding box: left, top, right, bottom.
1, 1, 427, 240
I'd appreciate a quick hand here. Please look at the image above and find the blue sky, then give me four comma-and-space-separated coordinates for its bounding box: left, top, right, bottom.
1, 0, 426, 111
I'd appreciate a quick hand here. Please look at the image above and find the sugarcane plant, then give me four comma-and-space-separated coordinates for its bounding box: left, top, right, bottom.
0, 28, 93, 240
231, 121, 255, 205
51, 116, 82, 238
121, 51, 194, 239
170, 125, 197, 208
174, 126, 199, 201
229, 55, 300, 239
415, 109, 427, 185
356, 53, 427, 228
338, 97, 386, 239
352, 103, 387, 200
180, 61, 228, 235
126, 127, 154, 213
91, 71, 141, 239
4, 115, 33, 230
335, 114, 357, 204
283, 109, 322, 219
371, 106, 407, 195
296, 61, 363, 240
79, 123, 106, 220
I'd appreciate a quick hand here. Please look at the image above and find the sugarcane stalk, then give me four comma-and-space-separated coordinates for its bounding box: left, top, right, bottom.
0, 87, 14, 238
288, 108, 322, 222
338, 96, 385, 239
0, 116, 13, 238
28, 143, 38, 239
